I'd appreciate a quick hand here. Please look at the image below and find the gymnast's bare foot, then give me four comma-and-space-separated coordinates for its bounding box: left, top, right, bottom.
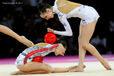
74, 66, 84, 72
69, 65, 86, 72
101, 59, 112, 70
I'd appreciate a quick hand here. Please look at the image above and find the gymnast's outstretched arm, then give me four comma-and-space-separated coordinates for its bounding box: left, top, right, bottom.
0, 24, 34, 47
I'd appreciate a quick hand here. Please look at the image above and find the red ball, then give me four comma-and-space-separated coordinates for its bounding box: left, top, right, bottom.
44, 33, 57, 44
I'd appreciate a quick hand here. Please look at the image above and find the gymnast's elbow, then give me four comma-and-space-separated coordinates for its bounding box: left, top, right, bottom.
66, 32, 73, 36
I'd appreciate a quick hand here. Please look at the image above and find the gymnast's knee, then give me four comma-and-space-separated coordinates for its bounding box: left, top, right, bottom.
17, 64, 33, 72
78, 40, 89, 49
17, 65, 27, 72
78, 39, 89, 49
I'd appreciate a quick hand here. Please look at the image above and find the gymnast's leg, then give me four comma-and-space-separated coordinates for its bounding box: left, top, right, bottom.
75, 20, 111, 72
12, 62, 71, 75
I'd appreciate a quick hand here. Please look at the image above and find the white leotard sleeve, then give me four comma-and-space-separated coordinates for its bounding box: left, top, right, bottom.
54, 15, 73, 36
53, 0, 73, 36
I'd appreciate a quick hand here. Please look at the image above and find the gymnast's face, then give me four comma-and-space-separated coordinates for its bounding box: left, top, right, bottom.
40, 9, 54, 20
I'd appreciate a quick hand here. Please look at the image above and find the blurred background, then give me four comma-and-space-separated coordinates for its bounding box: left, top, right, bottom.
0, 0, 114, 58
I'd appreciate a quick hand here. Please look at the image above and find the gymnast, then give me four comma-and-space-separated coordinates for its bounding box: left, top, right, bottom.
38, 0, 111, 72
12, 42, 86, 75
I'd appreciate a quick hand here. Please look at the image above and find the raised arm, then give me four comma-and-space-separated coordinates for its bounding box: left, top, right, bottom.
0, 25, 34, 47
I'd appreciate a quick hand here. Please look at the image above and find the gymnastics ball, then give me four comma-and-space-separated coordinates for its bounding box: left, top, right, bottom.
44, 33, 57, 44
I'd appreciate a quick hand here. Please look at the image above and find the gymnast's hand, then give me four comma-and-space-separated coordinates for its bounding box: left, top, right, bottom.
20, 36, 34, 47
47, 28, 54, 33
54, 43, 66, 56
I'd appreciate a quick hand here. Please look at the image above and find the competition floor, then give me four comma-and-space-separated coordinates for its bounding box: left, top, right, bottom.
0, 54, 114, 76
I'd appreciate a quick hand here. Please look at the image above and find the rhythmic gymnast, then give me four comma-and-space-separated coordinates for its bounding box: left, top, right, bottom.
0, 24, 33, 47
38, 0, 111, 72
12, 43, 84, 75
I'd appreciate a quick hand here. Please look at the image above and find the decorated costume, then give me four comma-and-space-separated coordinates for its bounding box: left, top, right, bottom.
53, 0, 100, 36
15, 43, 59, 66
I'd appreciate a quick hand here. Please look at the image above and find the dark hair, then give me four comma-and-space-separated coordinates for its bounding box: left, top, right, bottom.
38, 3, 52, 14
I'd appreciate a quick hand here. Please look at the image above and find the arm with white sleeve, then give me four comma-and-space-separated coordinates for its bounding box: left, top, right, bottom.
53, 16, 73, 36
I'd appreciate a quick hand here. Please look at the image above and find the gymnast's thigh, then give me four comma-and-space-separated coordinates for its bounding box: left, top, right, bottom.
17, 62, 52, 72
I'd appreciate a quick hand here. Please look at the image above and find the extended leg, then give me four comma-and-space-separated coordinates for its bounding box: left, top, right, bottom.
76, 20, 111, 72
13, 62, 72, 75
